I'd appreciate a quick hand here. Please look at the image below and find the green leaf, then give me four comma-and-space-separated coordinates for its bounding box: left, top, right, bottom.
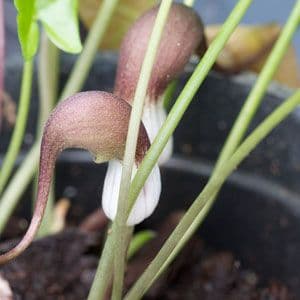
36, 0, 82, 53
127, 230, 156, 259
14, 0, 39, 60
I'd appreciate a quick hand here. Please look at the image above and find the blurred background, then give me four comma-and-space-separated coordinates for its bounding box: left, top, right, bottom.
3, 0, 300, 59
194, 0, 300, 58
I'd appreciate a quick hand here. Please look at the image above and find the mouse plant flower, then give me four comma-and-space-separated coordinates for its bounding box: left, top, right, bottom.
0, 91, 161, 264
114, 3, 204, 164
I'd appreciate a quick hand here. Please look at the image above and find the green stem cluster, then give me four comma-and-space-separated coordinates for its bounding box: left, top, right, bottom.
90, 0, 253, 298
123, 0, 300, 296
161, 0, 300, 280
125, 88, 300, 299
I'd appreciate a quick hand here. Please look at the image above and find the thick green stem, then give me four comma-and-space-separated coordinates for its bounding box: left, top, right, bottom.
87, 230, 114, 300
60, 0, 119, 100
0, 60, 33, 195
87, 226, 133, 300
111, 1, 173, 299
0, 0, 117, 234
125, 89, 300, 300
127, 0, 253, 214
36, 32, 59, 237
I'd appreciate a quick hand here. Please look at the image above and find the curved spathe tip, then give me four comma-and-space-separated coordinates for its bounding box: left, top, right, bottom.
0, 91, 153, 265
102, 160, 161, 225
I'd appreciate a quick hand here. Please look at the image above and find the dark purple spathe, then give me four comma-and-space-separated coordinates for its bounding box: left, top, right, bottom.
0, 91, 150, 264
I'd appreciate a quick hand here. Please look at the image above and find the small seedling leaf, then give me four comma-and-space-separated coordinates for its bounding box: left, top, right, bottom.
36, 0, 82, 53
127, 230, 156, 259
14, 0, 39, 60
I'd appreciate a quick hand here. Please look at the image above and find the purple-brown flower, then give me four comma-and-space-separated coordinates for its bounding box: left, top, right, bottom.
0, 91, 161, 264
114, 3, 204, 163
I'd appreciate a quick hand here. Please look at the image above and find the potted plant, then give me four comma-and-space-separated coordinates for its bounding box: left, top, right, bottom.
0, 1, 298, 299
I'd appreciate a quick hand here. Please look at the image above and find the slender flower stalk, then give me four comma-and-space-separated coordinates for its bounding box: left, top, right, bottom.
114, 3, 204, 164
0, 60, 33, 195
0, 91, 160, 264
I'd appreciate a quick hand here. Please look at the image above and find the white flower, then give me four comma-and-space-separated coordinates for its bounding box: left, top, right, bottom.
102, 160, 161, 225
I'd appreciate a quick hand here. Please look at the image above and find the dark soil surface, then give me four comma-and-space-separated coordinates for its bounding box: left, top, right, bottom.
0, 211, 294, 300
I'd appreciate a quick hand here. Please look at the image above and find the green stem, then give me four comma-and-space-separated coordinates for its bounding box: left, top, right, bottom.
163, 80, 178, 110
60, 0, 119, 100
87, 230, 114, 300
0, 60, 33, 195
111, 1, 173, 299
127, 0, 253, 214
37, 33, 59, 131
36, 32, 59, 237
125, 89, 300, 300
87, 226, 133, 300
0, 0, 117, 234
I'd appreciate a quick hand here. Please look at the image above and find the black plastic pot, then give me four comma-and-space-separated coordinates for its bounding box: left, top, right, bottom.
1, 53, 300, 296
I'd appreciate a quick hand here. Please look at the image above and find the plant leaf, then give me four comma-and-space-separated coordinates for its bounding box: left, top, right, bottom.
14, 0, 39, 60
36, 0, 82, 53
127, 230, 156, 259
79, 0, 156, 50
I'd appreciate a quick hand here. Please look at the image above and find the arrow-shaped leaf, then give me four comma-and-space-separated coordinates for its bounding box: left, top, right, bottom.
14, 0, 39, 60
37, 0, 82, 54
